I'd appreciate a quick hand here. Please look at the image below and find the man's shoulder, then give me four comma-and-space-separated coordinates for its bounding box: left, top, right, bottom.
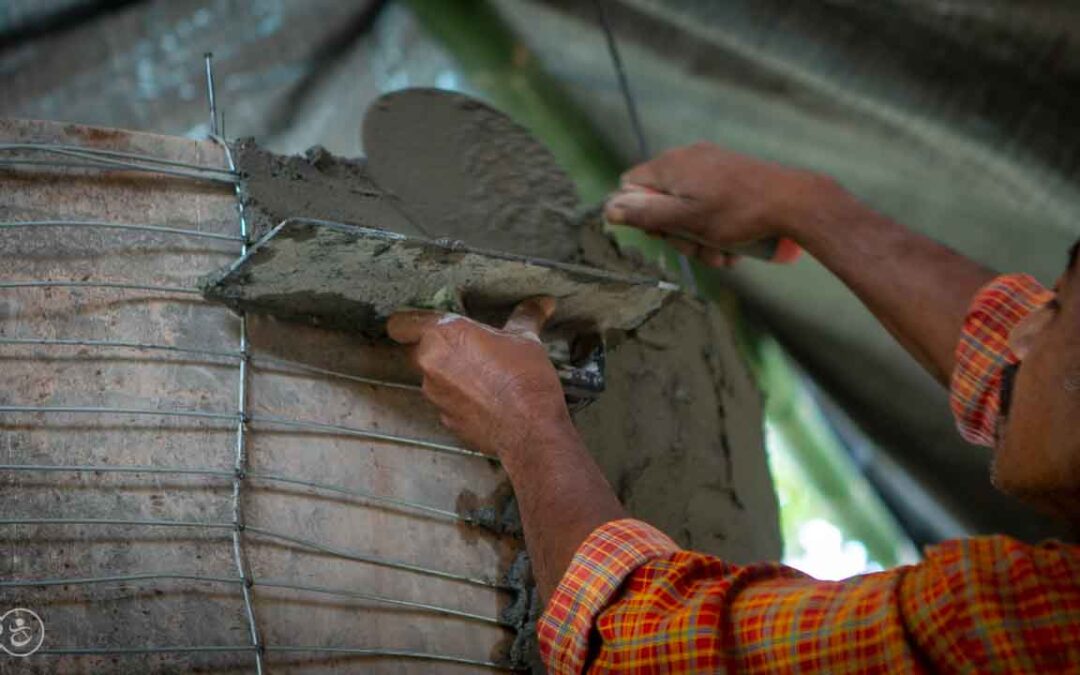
925, 534, 1079, 560
900, 537, 1080, 671
913, 534, 1080, 592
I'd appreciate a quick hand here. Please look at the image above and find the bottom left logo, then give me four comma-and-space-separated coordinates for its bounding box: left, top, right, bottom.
0, 608, 45, 657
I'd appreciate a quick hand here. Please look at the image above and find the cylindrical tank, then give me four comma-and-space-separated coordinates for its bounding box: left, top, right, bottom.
0, 119, 518, 673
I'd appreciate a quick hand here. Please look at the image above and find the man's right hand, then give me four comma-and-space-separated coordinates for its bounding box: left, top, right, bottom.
604, 141, 835, 266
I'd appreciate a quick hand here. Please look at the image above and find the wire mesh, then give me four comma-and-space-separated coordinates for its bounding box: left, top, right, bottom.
0, 134, 521, 671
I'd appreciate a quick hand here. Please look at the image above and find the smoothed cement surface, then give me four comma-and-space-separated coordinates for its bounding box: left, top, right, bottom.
363, 88, 581, 262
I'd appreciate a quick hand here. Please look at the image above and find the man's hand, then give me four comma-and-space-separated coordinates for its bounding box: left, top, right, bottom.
604, 141, 831, 266
390, 296, 626, 600
606, 140, 997, 387
387, 296, 573, 459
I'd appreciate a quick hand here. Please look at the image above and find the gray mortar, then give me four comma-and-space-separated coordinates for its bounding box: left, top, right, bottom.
234, 139, 424, 242
574, 217, 781, 562
201, 218, 673, 340
499, 550, 542, 673
362, 88, 581, 262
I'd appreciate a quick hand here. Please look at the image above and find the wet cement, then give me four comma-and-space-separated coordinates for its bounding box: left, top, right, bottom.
362, 88, 581, 262
202, 218, 674, 339
575, 218, 781, 561
234, 139, 424, 241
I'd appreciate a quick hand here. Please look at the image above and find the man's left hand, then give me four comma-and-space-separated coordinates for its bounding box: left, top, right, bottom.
387, 297, 572, 458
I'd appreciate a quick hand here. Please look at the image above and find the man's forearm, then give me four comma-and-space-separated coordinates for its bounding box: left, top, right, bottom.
499, 420, 627, 601
791, 181, 997, 385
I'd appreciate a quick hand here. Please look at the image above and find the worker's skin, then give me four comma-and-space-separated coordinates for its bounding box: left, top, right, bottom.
388, 141, 1080, 602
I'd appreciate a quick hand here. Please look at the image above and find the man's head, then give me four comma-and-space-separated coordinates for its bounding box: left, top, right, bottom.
994, 238, 1080, 519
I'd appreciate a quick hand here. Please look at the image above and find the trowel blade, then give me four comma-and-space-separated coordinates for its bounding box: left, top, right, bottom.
201, 218, 677, 338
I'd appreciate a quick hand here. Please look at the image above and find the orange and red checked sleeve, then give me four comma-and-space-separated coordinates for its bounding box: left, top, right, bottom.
949, 273, 1054, 446
538, 519, 916, 673
538, 519, 1080, 674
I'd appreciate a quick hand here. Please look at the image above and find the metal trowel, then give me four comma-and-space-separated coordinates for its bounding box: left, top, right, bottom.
203, 218, 676, 399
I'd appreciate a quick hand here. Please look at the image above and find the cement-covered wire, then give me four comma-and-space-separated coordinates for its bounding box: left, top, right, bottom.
254, 354, 420, 392
251, 414, 490, 461
34, 645, 515, 670
0, 462, 469, 524
245, 470, 466, 523
0, 572, 239, 588
0, 142, 238, 183
264, 646, 515, 670
0, 280, 200, 294
243, 526, 509, 591
0, 463, 233, 478
0, 517, 507, 591
0, 572, 509, 627
0, 517, 234, 530
0, 337, 421, 391
0, 143, 237, 174
250, 579, 511, 627
0, 156, 238, 184
0, 337, 241, 361
0, 404, 238, 422
0, 220, 244, 242
37, 646, 253, 656
0, 404, 486, 459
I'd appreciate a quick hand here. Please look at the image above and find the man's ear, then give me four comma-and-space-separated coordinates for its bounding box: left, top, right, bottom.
1007, 303, 1056, 359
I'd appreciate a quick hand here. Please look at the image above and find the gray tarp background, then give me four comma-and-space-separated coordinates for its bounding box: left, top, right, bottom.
3, 0, 1077, 545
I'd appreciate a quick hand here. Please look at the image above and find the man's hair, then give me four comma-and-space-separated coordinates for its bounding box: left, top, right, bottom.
1071, 237, 1080, 271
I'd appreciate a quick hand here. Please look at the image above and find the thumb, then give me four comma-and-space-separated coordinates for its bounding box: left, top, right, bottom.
604, 188, 698, 235
387, 310, 453, 345
503, 296, 556, 339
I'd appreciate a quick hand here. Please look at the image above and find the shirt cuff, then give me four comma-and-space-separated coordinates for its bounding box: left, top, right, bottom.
538, 518, 680, 674
950, 273, 1054, 446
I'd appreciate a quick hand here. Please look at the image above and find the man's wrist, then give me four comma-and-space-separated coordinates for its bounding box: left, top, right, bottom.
497, 413, 581, 467
778, 173, 850, 243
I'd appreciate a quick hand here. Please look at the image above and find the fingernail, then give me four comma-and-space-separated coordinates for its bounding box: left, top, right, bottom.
605, 204, 627, 224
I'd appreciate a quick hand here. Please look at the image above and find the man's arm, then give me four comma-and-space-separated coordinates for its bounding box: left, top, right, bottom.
387, 299, 625, 600
387, 290, 1076, 674
604, 142, 996, 385
539, 520, 1078, 673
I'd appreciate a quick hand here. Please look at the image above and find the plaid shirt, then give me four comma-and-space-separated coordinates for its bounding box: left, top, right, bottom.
539, 274, 1080, 673
950, 274, 1055, 446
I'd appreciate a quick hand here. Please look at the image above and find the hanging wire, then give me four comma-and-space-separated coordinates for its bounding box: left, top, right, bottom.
594, 0, 700, 294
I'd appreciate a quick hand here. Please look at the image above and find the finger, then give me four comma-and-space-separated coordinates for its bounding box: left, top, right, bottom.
604, 190, 698, 235
620, 162, 661, 190
439, 413, 456, 431
702, 249, 740, 268
663, 235, 699, 259
503, 296, 557, 338
387, 310, 454, 345
618, 182, 661, 195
